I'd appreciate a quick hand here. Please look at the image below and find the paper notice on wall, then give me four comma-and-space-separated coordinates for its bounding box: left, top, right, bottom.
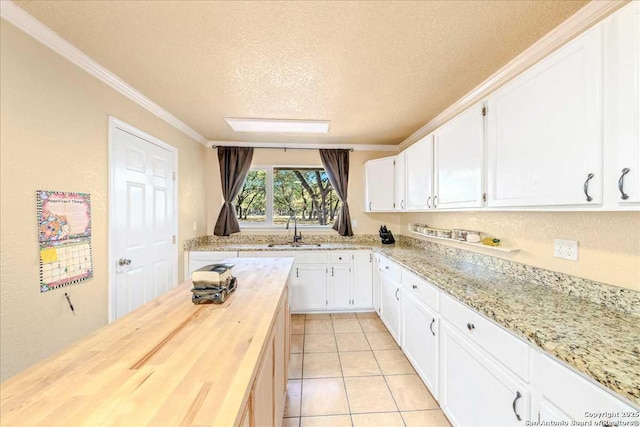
37, 190, 93, 292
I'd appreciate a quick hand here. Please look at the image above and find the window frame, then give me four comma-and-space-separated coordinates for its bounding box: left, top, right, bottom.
237, 164, 335, 230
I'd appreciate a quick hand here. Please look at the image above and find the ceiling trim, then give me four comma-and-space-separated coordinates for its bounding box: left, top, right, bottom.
209, 141, 399, 152
398, 0, 625, 151
0, 0, 208, 145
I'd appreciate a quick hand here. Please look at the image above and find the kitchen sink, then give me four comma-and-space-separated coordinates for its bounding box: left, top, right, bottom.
267, 243, 322, 248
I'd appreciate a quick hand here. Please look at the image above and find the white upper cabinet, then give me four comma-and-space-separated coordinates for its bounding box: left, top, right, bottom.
605, 2, 640, 207
394, 151, 407, 211
487, 25, 604, 207
405, 134, 434, 210
434, 102, 485, 209
365, 156, 395, 212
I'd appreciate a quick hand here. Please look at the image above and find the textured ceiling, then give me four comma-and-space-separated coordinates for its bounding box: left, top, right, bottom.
15, 0, 589, 145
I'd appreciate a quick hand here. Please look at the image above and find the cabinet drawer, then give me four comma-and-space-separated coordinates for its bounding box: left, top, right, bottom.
295, 251, 328, 264
329, 252, 351, 264
533, 351, 637, 420
401, 269, 439, 311
378, 255, 401, 282
441, 293, 530, 380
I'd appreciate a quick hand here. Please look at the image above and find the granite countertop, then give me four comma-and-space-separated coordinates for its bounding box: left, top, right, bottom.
188, 242, 375, 252
188, 241, 640, 406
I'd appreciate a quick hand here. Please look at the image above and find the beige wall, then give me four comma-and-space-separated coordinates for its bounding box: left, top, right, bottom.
0, 21, 208, 381
206, 148, 399, 236
401, 211, 640, 291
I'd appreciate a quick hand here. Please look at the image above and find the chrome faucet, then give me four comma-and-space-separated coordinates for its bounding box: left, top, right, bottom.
286, 212, 303, 243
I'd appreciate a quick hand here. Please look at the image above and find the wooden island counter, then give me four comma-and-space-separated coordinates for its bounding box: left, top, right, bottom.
1, 257, 293, 427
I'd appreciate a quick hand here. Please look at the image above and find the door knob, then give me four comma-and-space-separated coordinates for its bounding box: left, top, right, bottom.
118, 258, 132, 266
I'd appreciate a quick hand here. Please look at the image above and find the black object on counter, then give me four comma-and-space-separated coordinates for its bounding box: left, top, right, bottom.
379, 225, 395, 244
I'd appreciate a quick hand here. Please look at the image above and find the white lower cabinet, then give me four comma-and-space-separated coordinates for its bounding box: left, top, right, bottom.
379, 271, 402, 344
439, 322, 530, 426
352, 252, 373, 309
187, 251, 238, 278
293, 264, 327, 311
402, 291, 439, 399
329, 264, 351, 310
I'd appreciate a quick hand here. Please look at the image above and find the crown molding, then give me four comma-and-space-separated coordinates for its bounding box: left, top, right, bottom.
398, 0, 627, 151
0, 0, 208, 145
209, 140, 399, 152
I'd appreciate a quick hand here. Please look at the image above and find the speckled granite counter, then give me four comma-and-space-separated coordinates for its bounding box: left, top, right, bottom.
187, 238, 640, 406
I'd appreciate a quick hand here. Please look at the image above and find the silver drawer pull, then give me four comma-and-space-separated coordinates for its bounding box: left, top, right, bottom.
584, 173, 594, 202
429, 318, 436, 336
512, 391, 522, 421
619, 168, 630, 200
412, 284, 417, 289
466, 323, 475, 331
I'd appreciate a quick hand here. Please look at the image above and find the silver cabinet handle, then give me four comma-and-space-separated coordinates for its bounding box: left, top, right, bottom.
429, 318, 436, 336
512, 391, 522, 421
427, 196, 431, 208
619, 168, 630, 200
433, 195, 438, 208
401, 200, 405, 209
466, 323, 475, 331
584, 173, 594, 202
395, 288, 400, 301
118, 258, 131, 266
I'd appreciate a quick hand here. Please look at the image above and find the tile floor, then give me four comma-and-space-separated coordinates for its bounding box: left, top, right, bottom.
284, 312, 452, 427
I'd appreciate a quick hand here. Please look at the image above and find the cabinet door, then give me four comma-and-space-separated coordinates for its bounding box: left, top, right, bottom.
434, 102, 485, 209
188, 251, 237, 275
379, 273, 401, 343
365, 157, 395, 211
293, 265, 327, 311
329, 265, 352, 310
402, 292, 439, 399
253, 336, 274, 427
394, 151, 406, 210
405, 135, 434, 210
352, 252, 373, 309
606, 2, 640, 206
440, 323, 530, 426
487, 26, 603, 207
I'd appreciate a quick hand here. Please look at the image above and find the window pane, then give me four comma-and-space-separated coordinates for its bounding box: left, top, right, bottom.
235, 169, 267, 224
274, 168, 337, 227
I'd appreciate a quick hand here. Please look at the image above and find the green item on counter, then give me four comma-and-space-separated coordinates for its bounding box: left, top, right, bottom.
481, 237, 501, 247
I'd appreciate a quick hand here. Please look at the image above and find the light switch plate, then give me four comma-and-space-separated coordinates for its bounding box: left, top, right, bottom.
554, 239, 578, 261
352, 219, 358, 227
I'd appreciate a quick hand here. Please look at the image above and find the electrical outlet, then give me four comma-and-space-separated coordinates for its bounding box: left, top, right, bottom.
352, 219, 358, 227
192, 221, 198, 231
554, 239, 578, 261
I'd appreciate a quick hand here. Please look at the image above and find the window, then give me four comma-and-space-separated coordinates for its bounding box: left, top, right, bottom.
234, 166, 339, 227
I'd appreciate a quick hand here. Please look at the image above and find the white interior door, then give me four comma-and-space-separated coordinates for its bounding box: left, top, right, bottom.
111, 120, 176, 321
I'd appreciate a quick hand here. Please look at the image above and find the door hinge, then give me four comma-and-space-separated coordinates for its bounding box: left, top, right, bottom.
482, 193, 487, 202
172, 171, 176, 180
369, 253, 372, 263
393, 160, 396, 166
393, 203, 396, 208
326, 300, 328, 305
172, 235, 176, 244
482, 106, 487, 116
349, 268, 351, 272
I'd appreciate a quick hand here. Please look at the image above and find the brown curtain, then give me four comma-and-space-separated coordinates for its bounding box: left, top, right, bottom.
319, 149, 353, 236
214, 147, 254, 236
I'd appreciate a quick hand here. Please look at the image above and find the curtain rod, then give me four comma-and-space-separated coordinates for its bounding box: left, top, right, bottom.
211, 145, 354, 152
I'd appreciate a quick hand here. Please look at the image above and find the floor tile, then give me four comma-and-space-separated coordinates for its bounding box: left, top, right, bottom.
283, 417, 300, 427
344, 376, 397, 414
306, 319, 334, 334
292, 318, 305, 334
385, 375, 439, 411
300, 415, 353, 427
338, 351, 381, 377
331, 313, 357, 320
306, 313, 332, 321
374, 350, 415, 375
352, 412, 405, 427
358, 317, 387, 333
356, 311, 379, 319
301, 378, 350, 416
401, 410, 452, 427
303, 352, 342, 378
304, 334, 337, 353
291, 335, 304, 353
365, 331, 399, 350
292, 314, 306, 321
285, 380, 302, 417
332, 318, 363, 333
289, 353, 303, 379
335, 332, 370, 352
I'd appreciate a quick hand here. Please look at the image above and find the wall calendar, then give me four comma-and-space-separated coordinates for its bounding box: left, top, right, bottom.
37, 190, 93, 292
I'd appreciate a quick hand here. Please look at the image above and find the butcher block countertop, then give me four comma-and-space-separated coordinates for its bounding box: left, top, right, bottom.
0, 257, 294, 427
